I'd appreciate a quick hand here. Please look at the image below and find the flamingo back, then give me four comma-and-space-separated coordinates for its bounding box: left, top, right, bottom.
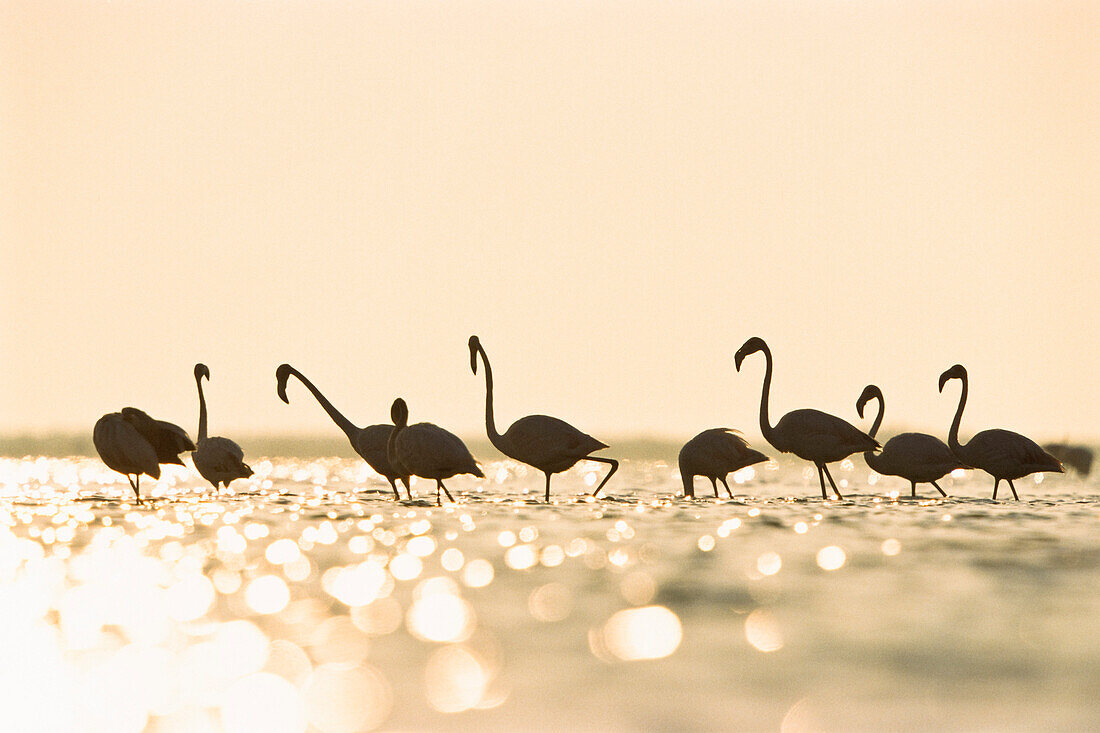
93, 413, 161, 479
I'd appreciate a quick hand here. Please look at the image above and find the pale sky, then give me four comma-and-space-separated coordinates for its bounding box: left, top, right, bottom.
2, 1, 1097, 445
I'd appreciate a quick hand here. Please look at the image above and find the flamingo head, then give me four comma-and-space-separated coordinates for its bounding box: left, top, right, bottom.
275, 364, 293, 404
194, 363, 210, 382
734, 337, 767, 372
856, 385, 882, 419
390, 398, 409, 428
938, 364, 967, 393
120, 407, 154, 429
468, 335, 481, 374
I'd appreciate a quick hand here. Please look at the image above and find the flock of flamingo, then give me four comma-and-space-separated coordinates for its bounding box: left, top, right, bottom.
92, 336, 1064, 505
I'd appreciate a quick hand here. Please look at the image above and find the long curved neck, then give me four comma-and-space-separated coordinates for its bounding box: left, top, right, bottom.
286, 367, 359, 442
195, 373, 209, 442
863, 393, 884, 470
756, 345, 776, 445
947, 375, 968, 453
475, 344, 509, 452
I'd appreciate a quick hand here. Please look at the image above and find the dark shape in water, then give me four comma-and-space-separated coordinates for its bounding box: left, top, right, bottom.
276, 364, 411, 499
192, 363, 253, 491
938, 364, 1063, 500
468, 335, 618, 502
734, 336, 879, 500
387, 397, 483, 506
1042, 443, 1093, 477
678, 428, 768, 498
93, 407, 195, 502
856, 384, 965, 498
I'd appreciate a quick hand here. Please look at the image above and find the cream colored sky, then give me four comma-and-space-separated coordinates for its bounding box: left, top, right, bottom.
1, 1, 1096, 444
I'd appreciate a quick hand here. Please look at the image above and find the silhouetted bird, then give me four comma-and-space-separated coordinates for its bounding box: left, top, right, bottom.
276, 364, 410, 499
938, 364, 1063, 500
1042, 443, 1093, 477
468, 335, 618, 502
191, 364, 253, 491
386, 398, 483, 505
678, 428, 768, 498
856, 384, 964, 498
93, 407, 195, 502
735, 337, 878, 499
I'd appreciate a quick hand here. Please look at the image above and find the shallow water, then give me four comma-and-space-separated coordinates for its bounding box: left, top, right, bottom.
1, 455, 1098, 732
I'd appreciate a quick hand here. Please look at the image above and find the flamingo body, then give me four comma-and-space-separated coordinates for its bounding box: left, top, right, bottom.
120, 407, 195, 466
678, 428, 768, 498
939, 364, 1062, 500
735, 336, 878, 499
94, 408, 194, 501
469, 336, 618, 501
387, 398, 482, 505
276, 364, 410, 499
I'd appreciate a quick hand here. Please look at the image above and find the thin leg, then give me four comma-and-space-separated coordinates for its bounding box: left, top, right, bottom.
129, 475, 143, 505
992, 478, 999, 500
387, 477, 400, 500
437, 480, 455, 504
401, 477, 413, 501
719, 477, 733, 499
910, 481, 917, 498
822, 464, 844, 500
588, 457, 619, 497
816, 465, 827, 499
710, 477, 719, 498
930, 480, 948, 497
1008, 479, 1019, 501
544, 472, 552, 503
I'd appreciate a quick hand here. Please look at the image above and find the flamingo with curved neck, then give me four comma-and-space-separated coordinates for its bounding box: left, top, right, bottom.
855, 384, 961, 498
191, 363, 253, 492
469, 335, 618, 502
734, 336, 878, 499
276, 364, 409, 499
938, 364, 1062, 500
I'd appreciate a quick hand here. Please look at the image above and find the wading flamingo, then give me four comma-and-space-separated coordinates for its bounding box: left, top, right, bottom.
734, 337, 878, 499
938, 364, 1062, 500
386, 398, 482, 505
192, 364, 253, 491
276, 364, 410, 499
856, 384, 963, 498
93, 407, 194, 502
678, 428, 768, 498
468, 335, 618, 502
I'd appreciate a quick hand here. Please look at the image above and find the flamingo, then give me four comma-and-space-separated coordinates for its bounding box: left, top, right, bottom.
734, 337, 879, 499
276, 364, 410, 499
192, 364, 253, 491
938, 364, 1062, 500
386, 398, 482, 505
678, 429, 768, 499
93, 407, 195, 502
468, 335, 618, 502
855, 384, 964, 498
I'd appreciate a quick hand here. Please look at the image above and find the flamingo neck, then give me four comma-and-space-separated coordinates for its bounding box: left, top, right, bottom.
475, 344, 509, 452
756, 345, 777, 445
862, 391, 885, 471
947, 375, 968, 454
285, 367, 359, 442
386, 421, 404, 470
195, 373, 209, 443
679, 464, 694, 498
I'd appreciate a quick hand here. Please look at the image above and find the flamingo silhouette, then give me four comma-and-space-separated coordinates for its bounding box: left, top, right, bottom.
938, 364, 1062, 500
468, 335, 618, 502
386, 398, 482, 505
93, 407, 195, 502
734, 337, 878, 499
192, 364, 253, 491
276, 364, 410, 499
678, 429, 768, 498
856, 384, 963, 498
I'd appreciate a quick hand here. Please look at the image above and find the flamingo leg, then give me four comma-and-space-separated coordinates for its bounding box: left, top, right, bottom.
588, 457, 619, 498
910, 481, 917, 499
437, 480, 455, 504
719, 477, 733, 499
128, 475, 143, 505
400, 477, 413, 501
1007, 479, 1019, 501
710, 477, 719, 498
822, 464, 844, 500
387, 477, 400, 500
816, 465, 828, 499
992, 479, 999, 500
931, 480, 948, 497
543, 472, 553, 502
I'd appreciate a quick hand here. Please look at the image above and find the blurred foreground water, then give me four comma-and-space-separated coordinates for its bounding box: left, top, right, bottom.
1, 454, 1098, 732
